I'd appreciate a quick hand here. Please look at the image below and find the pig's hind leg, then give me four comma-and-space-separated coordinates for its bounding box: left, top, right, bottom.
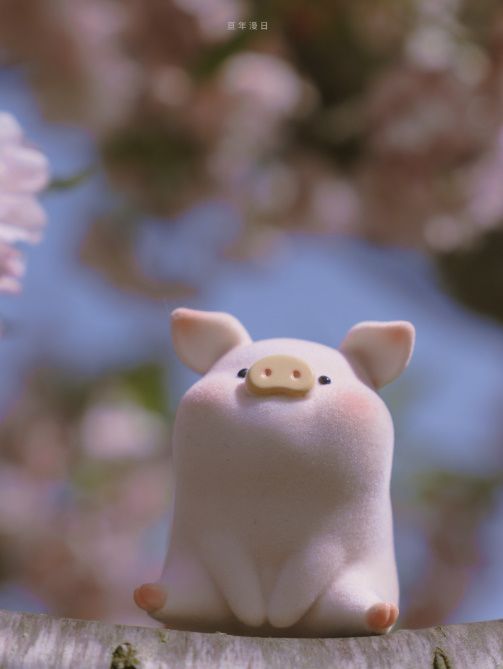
134, 540, 236, 633
296, 567, 398, 637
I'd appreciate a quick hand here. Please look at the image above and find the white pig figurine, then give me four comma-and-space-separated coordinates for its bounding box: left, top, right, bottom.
134, 308, 415, 637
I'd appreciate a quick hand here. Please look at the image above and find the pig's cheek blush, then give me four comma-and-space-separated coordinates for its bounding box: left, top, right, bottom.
336, 390, 379, 421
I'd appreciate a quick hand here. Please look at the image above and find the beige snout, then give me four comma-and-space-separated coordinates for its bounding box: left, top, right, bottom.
245, 355, 314, 397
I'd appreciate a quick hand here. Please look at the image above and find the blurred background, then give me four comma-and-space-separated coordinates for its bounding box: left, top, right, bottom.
0, 0, 502, 628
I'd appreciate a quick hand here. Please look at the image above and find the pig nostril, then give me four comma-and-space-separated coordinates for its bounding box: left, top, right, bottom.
292, 370, 301, 379
263, 368, 272, 377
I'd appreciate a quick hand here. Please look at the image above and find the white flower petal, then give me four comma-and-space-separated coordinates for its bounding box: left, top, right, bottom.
0, 275, 22, 293
0, 145, 50, 192
0, 251, 25, 279
6, 254, 25, 278
0, 222, 42, 244
0, 113, 23, 145
0, 243, 24, 292
0, 194, 47, 230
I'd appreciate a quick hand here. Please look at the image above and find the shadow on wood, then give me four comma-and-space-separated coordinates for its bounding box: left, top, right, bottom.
0, 610, 502, 668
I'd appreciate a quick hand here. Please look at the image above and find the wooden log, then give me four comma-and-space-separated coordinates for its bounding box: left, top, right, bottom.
0, 609, 502, 668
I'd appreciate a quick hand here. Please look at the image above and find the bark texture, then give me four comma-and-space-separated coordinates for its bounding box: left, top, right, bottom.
0, 609, 502, 668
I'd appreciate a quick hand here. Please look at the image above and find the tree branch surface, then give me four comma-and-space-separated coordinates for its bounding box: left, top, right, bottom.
0, 610, 502, 668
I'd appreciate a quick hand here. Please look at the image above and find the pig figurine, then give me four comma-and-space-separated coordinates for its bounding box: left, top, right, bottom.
134, 308, 415, 637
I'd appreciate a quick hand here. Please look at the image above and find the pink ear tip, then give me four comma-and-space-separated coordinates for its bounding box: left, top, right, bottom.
171, 307, 190, 320
171, 308, 201, 329
401, 321, 415, 335
398, 321, 416, 347
393, 321, 415, 361
392, 321, 415, 337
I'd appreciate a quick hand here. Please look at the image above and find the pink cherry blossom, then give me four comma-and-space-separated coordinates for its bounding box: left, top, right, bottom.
80, 398, 165, 460
0, 112, 49, 293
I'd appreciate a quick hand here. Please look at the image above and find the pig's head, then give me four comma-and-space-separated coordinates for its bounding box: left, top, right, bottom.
171, 308, 415, 490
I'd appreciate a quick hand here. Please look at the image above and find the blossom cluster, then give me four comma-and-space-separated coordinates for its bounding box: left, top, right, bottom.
0, 368, 171, 623
0, 112, 49, 293
2, 0, 503, 257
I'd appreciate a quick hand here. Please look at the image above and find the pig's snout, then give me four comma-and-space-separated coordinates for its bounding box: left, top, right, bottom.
245, 355, 314, 397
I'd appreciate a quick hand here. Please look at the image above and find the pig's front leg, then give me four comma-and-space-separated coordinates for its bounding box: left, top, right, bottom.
134, 531, 267, 632
268, 548, 398, 636
267, 539, 342, 629
201, 531, 266, 628
298, 566, 399, 636
134, 535, 236, 632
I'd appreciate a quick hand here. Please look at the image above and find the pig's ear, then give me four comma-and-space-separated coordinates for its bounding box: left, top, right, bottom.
340, 321, 415, 388
171, 308, 251, 374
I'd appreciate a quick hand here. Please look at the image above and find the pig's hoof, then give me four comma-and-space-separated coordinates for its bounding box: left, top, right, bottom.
133, 583, 167, 613
365, 602, 399, 633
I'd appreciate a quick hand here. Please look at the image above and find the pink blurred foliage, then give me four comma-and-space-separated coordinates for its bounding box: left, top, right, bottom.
0, 370, 171, 624
400, 472, 501, 629
0, 0, 139, 133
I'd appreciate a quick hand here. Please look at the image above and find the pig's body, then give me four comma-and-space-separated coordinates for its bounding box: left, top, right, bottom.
134, 310, 414, 637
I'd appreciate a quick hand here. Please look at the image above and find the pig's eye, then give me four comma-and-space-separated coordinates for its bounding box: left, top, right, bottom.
237, 368, 248, 378
318, 375, 331, 385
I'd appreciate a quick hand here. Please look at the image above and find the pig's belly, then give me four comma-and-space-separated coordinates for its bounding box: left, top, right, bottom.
171, 434, 394, 586
174, 475, 390, 562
